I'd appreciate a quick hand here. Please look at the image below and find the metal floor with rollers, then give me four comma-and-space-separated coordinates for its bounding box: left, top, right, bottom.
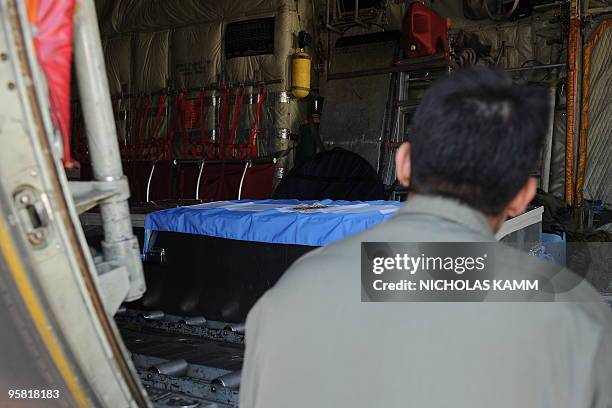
117, 308, 245, 407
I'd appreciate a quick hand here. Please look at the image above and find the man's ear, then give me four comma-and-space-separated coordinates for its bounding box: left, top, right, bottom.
505, 177, 537, 218
395, 142, 411, 187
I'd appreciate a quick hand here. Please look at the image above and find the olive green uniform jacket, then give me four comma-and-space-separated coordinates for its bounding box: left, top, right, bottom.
240, 195, 612, 408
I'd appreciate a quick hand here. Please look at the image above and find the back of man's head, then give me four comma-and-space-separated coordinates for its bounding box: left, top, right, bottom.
408, 67, 549, 215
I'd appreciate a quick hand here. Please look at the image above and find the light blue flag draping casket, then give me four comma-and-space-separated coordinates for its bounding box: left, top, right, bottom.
143, 199, 402, 252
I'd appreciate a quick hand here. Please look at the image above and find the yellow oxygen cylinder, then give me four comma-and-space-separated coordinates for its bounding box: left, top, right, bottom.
291, 48, 311, 99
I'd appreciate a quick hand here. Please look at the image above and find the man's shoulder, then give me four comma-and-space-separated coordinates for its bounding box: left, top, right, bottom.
273, 238, 612, 327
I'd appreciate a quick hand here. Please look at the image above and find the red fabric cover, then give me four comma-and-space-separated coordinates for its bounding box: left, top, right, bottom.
125, 161, 153, 203
176, 162, 201, 200
30, 0, 76, 164
240, 163, 275, 199
146, 161, 175, 202
82, 159, 274, 204
198, 162, 275, 201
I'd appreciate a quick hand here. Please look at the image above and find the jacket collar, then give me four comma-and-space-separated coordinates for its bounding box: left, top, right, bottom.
396, 194, 496, 241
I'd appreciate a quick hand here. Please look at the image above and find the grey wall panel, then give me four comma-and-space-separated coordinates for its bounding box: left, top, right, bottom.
583, 25, 612, 208
172, 24, 222, 89
106, 0, 289, 33
132, 30, 169, 93
103, 36, 131, 96
548, 110, 567, 200
320, 36, 397, 171
320, 74, 393, 170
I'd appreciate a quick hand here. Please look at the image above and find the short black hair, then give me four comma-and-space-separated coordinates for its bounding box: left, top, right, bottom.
408, 67, 549, 215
